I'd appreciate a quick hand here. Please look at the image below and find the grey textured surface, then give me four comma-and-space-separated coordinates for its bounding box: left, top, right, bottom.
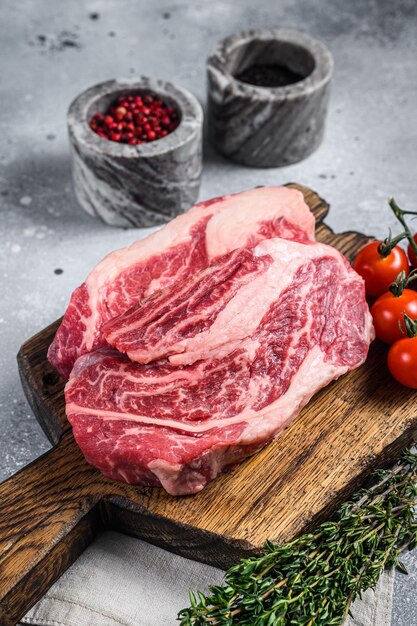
68, 77, 203, 227
207, 29, 333, 166
0, 0, 416, 622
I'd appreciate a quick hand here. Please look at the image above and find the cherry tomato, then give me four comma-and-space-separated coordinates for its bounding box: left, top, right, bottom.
371, 289, 417, 344
352, 242, 409, 297
388, 336, 417, 388
407, 234, 417, 268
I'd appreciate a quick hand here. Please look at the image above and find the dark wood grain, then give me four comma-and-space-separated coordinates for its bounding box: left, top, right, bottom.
1, 184, 417, 625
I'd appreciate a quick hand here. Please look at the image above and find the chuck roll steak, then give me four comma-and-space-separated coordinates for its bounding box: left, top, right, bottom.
48, 187, 315, 379
64, 237, 374, 496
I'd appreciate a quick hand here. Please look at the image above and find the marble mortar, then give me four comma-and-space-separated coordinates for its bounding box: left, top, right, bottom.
207, 29, 334, 168
67, 78, 203, 228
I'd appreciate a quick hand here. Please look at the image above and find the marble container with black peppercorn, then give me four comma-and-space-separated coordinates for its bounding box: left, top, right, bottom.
207, 29, 333, 168
67, 78, 203, 228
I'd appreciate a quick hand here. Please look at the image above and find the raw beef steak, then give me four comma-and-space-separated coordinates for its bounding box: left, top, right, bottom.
48, 187, 315, 378
65, 238, 374, 496
103, 239, 370, 366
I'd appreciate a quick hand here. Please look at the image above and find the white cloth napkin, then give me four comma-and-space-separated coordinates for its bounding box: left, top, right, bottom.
20, 531, 394, 626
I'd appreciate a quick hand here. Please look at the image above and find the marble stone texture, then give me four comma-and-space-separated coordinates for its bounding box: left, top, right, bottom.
68, 78, 203, 227
207, 29, 333, 167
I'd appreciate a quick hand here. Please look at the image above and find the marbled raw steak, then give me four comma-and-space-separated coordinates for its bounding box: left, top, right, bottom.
49, 187, 315, 378
65, 238, 373, 495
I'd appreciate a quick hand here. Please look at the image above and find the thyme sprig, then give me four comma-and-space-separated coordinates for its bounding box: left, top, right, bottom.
178, 449, 417, 626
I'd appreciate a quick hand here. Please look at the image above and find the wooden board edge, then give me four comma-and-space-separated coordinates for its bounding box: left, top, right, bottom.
17, 344, 63, 446
101, 495, 259, 570
0, 507, 101, 626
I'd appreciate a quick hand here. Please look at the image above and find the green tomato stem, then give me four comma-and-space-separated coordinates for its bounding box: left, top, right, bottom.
389, 269, 417, 297
403, 313, 417, 338
388, 197, 417, 262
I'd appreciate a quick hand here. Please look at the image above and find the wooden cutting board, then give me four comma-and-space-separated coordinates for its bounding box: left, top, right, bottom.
1, 184, 417, 626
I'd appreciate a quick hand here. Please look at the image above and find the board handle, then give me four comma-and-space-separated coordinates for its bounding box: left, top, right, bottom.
0, 432, 101, 626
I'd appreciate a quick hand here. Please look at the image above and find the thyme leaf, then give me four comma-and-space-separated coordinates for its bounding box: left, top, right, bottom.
178, 449, 417, 626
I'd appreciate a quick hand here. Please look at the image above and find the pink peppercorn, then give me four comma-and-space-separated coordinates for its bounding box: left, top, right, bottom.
89, 93, 179, 144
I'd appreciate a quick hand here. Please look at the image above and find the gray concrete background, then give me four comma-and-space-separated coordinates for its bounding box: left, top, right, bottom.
0, 0, 416, 623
